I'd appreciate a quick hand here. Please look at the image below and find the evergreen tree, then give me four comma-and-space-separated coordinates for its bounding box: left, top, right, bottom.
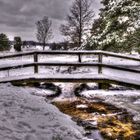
125, 27, 140, 53
88, 0, 140, 52
14, 37, 22, 52
0, 33, 11, 51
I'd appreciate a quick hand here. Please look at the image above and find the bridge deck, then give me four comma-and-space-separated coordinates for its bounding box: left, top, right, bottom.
0, 74, 140, 89
0, 50, 140, 89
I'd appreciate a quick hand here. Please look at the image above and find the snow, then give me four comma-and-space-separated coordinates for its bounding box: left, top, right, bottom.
0, 67, 34, 78
38, 54, 79, 63
0, 53, 139, 140
0, 52, 140, 88
118, 16, 129, 24
81, 90, 140, 97
0, 83, 87, 140
0, 52, 140, 80
76, 104, 88, 109
133, 99, 140, 105
103, 67, 140, 81
81, 90, 140, 122
103, 56, 140, 65
89, 0, 140, 50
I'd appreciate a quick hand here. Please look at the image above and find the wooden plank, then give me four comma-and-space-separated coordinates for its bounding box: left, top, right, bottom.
101, 51, 140, 62
0, 63, 33, 71
103, 64, 140, 73
0, 74, 139, 89
98, 54, 103, 74
0, 74, 108, 83
105, 78, 140, 89
0, 50, 139, 89
0, 51, 35, 59
34, 53, 38, 73
0, 50, 140, 62
0, 62, 100, 71
35, 50, 140, 62
0, 62, 140, 74
0, 50, 98, 59
78, 54, 82, 63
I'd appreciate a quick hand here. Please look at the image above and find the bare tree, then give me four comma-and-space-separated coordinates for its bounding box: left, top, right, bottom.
36, 16, 52, 50
60, 0, 94, 49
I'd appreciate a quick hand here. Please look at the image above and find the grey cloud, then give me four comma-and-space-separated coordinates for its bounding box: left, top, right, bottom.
0, 0, 102, 42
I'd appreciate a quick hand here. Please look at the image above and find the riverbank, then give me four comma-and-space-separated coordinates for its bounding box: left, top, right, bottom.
0, 83, 85, 140
0, 83, 140, 140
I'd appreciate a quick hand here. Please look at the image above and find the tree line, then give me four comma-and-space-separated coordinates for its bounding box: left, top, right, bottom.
0, 0, 139, 53
0, 34, 22, 52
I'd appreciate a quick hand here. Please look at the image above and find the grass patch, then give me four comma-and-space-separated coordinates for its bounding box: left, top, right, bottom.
53, 98, 139, 139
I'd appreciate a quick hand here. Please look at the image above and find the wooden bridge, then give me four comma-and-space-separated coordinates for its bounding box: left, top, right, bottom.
0, 50, 140, 89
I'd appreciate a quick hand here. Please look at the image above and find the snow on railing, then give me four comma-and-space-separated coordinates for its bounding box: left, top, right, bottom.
0, 50, 140, 79
0, 50, 140, 61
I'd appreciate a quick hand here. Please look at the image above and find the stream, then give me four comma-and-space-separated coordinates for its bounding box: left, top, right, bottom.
31, 82, 140, 140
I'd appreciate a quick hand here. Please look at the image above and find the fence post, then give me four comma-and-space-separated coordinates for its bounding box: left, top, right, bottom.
98, 53, 103, 74
78, 53, 82, 63
98, 53, 109, 89
34, 52, 38, 73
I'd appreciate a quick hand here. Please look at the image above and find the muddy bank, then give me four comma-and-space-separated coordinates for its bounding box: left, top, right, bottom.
80, 90, 140, 122
53, 98, 140, 140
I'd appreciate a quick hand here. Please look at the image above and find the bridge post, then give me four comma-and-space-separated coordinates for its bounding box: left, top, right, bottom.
78, 54, 82, 63
98, 53, 103, 74
34, 52, 38, 73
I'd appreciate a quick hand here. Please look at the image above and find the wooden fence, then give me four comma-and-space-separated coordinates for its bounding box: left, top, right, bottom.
0, 50, 140, 88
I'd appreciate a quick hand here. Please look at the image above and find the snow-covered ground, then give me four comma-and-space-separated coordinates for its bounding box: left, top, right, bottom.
0, 83, 88, 140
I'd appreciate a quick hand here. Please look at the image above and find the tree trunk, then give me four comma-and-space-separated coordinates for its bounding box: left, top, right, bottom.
79, 0, 82, 48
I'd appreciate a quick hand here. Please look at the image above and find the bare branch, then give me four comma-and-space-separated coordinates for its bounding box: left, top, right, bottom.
60, 0, 94, 49
36, 16, 53, 50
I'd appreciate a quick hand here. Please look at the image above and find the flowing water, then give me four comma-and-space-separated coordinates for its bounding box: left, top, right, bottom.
34, 82, 140, 140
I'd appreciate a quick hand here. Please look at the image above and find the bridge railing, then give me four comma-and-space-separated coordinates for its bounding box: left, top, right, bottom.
0, 50, 140, 78
0, 50, 140, 61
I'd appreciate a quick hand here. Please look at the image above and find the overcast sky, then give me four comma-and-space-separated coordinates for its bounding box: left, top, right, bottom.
0, 0, 102, 42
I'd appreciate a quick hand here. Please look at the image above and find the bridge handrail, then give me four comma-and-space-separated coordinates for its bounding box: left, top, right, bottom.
0, 50, 140, 62
0, 51, 36, 59
0, 62, 139, 74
